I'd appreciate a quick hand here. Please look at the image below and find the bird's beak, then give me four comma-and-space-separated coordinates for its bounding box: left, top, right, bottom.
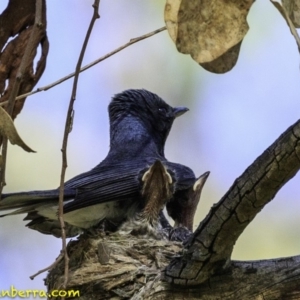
173, 106, 189, 118
193, 171, 210, 192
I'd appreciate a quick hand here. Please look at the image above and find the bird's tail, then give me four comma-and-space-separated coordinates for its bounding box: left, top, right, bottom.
0, 188, 80, 237
0, 188, 75, 217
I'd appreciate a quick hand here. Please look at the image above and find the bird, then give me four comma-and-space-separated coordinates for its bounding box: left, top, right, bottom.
166, 171, 210, 241
0, 89, 198, 238
118, 159, 174, 238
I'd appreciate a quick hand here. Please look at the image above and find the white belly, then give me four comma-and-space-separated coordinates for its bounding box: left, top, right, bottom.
37, 200, 139, 229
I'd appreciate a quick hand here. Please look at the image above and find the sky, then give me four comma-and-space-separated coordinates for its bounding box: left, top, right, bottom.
0, 1, 300, 298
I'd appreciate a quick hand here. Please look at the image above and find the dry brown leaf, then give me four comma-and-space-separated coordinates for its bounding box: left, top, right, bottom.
282, 0, 300, 27
201, 41, 242, 73
271, 0, 300, 51
164, 0, 254, 73
0, 106, 35, 152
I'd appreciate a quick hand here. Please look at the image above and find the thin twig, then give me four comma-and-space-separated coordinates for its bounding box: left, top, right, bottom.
30, 252, 64, 280
0, 26, 167, 106
58, 0, 100, 290
0, 0, 43, 195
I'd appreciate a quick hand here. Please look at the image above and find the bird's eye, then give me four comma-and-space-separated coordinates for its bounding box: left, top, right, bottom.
158, 107, 167, 115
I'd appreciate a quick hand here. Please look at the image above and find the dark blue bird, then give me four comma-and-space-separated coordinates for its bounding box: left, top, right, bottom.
0, 89, 197, 238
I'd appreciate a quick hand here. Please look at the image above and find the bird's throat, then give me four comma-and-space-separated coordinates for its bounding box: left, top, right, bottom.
109, 116, 164, 157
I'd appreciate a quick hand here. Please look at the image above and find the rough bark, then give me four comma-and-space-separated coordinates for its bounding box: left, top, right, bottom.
164, 119, 300, 285
46, 233, 300, 299
46, 119, 300, 299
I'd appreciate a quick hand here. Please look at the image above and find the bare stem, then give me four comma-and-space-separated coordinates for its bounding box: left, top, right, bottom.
30, 252, 64, 280
57, 0, 101, 290
0, 26, 167, 106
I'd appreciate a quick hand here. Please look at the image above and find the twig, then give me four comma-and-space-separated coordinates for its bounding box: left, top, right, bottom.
0, 26, 166, 106
0, 0, 43, 195
57, 0, 100, 290
30, 252, 64, 280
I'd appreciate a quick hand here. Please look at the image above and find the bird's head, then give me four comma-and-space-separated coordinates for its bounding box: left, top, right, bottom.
108, 89, 188, 152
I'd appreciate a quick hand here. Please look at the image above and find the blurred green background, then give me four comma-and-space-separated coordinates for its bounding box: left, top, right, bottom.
0, 1, 299, 297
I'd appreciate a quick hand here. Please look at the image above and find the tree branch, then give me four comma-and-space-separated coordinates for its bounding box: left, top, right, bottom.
164, 119, 300, 285
46, 233, 300, 300
0, 26, 166, 106
57, 0, 100, 290
46, 115, 300, 297
141, 256, 300, 299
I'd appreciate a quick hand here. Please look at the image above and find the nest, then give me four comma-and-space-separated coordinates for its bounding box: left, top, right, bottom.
46, 232, 183, 299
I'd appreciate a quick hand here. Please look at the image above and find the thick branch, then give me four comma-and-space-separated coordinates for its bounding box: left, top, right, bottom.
46, 234, 300, 300
165, 119, 300, 285
142, 256, 300, 300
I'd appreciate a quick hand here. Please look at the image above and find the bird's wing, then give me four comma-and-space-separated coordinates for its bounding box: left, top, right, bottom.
0, 159, 195, 217
63, 161, 145, 213
165, 161, 196, 190
63, 160, 196, 213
